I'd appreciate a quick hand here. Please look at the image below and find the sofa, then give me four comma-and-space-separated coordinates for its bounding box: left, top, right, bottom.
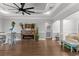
62, 34, 79, 52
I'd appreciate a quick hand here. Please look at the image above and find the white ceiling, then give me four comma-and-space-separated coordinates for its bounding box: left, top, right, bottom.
65, 11, 79, 20
0, 3, 79, 22
50, 3, 79, 22
0, 3, 57, 15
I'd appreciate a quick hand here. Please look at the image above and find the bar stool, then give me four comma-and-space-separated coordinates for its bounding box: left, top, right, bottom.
8, 32, 16, 46
0, 32, 6, 45
76, 45, 79, 53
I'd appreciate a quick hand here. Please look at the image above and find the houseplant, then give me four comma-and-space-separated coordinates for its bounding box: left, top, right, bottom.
35, 28, 39, 41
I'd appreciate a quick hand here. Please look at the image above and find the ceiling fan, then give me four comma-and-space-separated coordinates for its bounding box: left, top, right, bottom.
3, 3, 35, 15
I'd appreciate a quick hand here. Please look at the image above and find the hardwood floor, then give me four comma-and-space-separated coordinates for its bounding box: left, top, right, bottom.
0, 39, 79, 56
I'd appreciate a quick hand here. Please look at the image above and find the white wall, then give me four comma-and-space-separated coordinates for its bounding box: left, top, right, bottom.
0, 15, 5, 32
63, 11, 79, 34
63, 19, 77, 34
0, 16, 2, 32
52, 20, 60, 34
2, 16, 52, 40
3, 17, 49, 33
52, 11, 79, 35
52, 19, 78, 33
52, 19, 77, 39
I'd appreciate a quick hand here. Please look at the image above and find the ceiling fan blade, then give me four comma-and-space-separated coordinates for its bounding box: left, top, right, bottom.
24, 11, 31, 15
8, 9, 17, 10
3, 3, 18, 9
22, 12, 24, 15
13, 3, 20, 8
34, 12, 41, 14
26, 7, 34, 9
16, 10, 20, 13
20, 3, 25, 9
27, 11, 35, 13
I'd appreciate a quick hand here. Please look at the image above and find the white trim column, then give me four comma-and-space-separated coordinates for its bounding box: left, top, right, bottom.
49, 22, 53, 39
60, 20, 63, 44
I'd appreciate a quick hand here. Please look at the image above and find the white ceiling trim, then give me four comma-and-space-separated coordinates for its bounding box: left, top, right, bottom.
50, 3, 61, 15
52, 3, 79, 22
50, 3, 70, 17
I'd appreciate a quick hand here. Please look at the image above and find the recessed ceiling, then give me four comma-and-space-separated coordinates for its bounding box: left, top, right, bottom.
0, 3, 57, 15
0, 3, 78, 22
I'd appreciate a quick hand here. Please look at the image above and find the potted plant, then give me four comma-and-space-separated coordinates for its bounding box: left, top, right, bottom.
35, 28, 39, 41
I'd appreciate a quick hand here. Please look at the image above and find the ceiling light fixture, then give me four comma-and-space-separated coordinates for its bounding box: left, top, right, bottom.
43, 11, 51, 15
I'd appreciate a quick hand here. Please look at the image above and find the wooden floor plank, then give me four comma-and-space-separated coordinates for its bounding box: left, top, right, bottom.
0, 40, 78, 56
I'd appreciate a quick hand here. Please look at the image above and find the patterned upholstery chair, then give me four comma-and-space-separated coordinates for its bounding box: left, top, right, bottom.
63, 34, 79, 52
